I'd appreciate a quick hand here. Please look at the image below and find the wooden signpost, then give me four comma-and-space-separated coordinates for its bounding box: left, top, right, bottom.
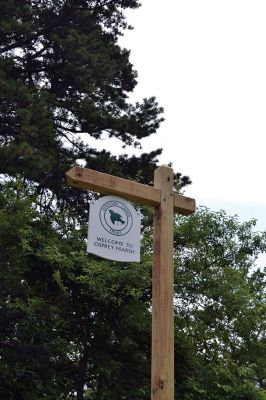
66, 165, 196, 400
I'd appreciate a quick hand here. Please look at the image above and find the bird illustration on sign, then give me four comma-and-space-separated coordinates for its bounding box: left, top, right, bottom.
109, 209, 125, 226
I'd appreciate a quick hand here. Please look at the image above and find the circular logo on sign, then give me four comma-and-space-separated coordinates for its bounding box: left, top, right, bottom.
100, 200, 133, 236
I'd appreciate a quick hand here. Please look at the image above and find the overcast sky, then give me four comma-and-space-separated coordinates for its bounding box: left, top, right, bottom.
114, 0, 266, 233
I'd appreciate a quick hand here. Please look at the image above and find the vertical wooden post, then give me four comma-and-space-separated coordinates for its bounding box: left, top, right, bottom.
152, 165, 174, 400
66, 165, 196, 399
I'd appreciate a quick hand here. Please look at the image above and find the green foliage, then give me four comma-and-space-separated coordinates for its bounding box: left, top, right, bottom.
0, 1, 265, 399
1, 182, 265, 399
0, 0, 170, 219
0, 180, 152, 399
0, 181, 76, 398
174, 208, 266, 399
0, 0, 190, 222
182, 362, 266, 400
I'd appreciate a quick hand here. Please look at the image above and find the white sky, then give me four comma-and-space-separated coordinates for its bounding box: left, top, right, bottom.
116, 0, 266, 233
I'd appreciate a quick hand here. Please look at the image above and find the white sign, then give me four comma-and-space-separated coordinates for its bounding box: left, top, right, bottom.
87, 195, 141, 262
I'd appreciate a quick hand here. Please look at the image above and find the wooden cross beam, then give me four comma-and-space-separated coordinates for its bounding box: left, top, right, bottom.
66, 165, 196, 400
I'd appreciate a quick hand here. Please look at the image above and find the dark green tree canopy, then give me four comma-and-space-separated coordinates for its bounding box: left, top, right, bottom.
0, 0, 191, 218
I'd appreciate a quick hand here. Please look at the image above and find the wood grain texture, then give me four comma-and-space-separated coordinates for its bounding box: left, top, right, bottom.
65, 166, 196, 215
152, 165, 174, 400
174, 193, 196, 215
65, 164, 196, 399
66, 166, 161, 207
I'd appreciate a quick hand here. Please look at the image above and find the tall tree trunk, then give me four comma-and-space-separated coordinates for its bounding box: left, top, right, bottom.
76, 346, 89, 400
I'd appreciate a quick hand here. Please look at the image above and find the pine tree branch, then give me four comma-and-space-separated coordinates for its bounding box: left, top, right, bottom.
0, 10, 73, 54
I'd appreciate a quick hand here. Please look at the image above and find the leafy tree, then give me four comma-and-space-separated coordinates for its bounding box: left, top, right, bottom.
174, 208, 266, 399
0, 2, 191, 399
1, 1, 265, 400
0, 180, 152, 399
0, 181, 75, 399
1, 180, 265, 399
